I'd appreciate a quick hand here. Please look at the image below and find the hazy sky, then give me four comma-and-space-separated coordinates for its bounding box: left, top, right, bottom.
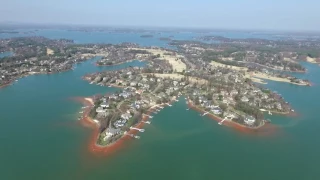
1, 0, 319, 31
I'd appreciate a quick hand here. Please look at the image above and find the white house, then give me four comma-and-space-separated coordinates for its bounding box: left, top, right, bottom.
244, 116, 256, 126
96, 107, 105, 113
100, 102, 109, 108
241, 96, 249, 102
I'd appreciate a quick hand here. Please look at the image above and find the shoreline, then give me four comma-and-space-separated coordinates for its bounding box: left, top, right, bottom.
95, 59, 143, 67
187, 101, 265, 130
187, 100, 282, 136
0, 82, 12, 89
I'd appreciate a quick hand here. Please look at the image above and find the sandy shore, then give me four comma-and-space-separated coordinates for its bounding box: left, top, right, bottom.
130, 48, 187, 72
306, 57, 318, 63
248, 72, 309, 86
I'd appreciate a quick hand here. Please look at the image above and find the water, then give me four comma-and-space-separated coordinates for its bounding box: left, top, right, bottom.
1, 32, 320, 179
0, 29, 279, 47
0, 51, 13, 58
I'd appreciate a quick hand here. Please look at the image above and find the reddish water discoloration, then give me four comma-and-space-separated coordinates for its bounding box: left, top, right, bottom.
188, 102, 281, 137
72, 96, 157, 157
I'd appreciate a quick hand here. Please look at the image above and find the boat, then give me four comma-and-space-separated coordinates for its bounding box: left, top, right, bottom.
268, 111, 272, 115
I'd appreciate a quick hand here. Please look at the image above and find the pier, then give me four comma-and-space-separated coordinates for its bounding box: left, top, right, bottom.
202, 112, 209, 116
125, 133, 140, 139
130, 127, 145, 132
165, 103, 172, 107
142, 121, 151, 124
218, 118, 227, 125
143, 114, 153, 118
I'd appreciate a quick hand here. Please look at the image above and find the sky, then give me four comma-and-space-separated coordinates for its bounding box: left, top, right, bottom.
1, 0, 320, 31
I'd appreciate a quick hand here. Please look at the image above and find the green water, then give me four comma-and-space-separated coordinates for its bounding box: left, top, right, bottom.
1, 57, 320, 180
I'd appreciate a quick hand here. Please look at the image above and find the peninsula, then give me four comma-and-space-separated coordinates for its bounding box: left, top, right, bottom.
81, 53, 294, 148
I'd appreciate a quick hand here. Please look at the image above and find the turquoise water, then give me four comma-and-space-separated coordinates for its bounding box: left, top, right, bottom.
0, 31, 320, 179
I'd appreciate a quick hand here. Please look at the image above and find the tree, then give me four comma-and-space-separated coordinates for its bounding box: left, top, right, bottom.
195, 96, 200, 105
220, 104, 228, 111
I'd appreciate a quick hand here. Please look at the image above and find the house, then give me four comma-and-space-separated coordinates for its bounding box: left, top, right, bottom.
230, 90, 238, 96
135, 89, 143, 94
121, 113, 132, 120
173, 81, 179, 86
212, 107, 222, 115
96, 107, 105, 113
276, 103, 282, 110
244, 116, 256, 126
142, 77, 148, 82
109, 94, 118, 100
104, 128, 121, 140
241, 96, 249, 102
100, 102, 109, 108
116, 79, 123, 85
143, 84, 150, 89
130, 82, 137, 87
180, 82, 186, 86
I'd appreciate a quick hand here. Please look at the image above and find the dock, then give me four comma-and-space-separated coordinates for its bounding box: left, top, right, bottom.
130, 127, 145, 132
166, 103, 172, 107
125, 133, 140, 139
202, 112, 209, 116
218, 118, 226, 125
143, 114, 153, 118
